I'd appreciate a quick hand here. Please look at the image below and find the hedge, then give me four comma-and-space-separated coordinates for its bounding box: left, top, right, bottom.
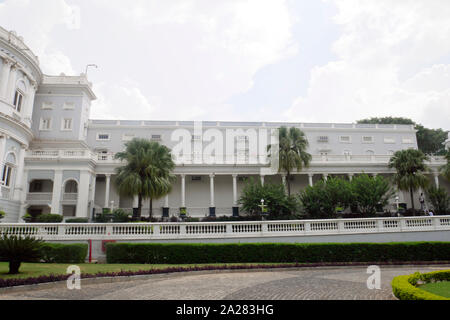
392, 270, 450, 300
106, 242, 450, 264
39, 243, 88, 263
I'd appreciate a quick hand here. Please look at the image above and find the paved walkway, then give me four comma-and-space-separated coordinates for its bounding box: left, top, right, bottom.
0, 265, 448, 300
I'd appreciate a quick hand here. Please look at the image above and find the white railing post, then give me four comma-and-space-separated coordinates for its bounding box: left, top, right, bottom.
305, 222, 311, 233
105, 224, 113, 237
226, 223, 233, 234
180, 224, 186, 236
338, 220, 345, 233
262, 222, 268, 234
377, 220, 384, 232
399, 218, 407, 231
153, 223, 160, 236
433, 216, 441, 230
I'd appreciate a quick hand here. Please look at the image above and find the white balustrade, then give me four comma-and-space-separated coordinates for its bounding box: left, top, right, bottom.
0, 216, 449, 241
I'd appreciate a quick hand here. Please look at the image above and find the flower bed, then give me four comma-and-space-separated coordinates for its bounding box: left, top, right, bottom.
392, 270, 450, 300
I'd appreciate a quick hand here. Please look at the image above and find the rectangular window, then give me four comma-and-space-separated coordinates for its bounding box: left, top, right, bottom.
362, 136, 374, 143
13, 91, 23, 112
402, 138, 414, 144
122, 133, 135, 141
40, 118, 52, 131
42, 102, 53, 110
318, 136, 329, 143
1, 165, 12, 187
339, 136, 351, 143
97, 133, 110, 141
191, 176, 202, 181
384, 137, 396, 144
61, 118, 73, 131
63, 102, 75, 110
151, 135, 162, 141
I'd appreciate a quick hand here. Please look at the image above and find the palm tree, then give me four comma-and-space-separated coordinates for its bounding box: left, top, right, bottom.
114, 139, 175, 219
270, 127, 312, 196
388, 149, 430, 213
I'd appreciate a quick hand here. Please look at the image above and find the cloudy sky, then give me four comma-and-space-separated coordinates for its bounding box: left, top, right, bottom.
0, 0, 449, 130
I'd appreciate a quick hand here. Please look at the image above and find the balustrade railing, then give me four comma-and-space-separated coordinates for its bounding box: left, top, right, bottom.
0, 216, 448, 241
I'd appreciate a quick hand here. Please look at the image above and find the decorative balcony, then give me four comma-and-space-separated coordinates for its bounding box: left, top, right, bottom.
26, 193, 52, 202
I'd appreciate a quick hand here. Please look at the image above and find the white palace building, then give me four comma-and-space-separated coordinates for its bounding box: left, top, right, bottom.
0, 27, 449, 223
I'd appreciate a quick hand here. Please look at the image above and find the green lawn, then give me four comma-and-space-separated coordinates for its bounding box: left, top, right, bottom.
0, 262, 297, 280
420, 281, 450, 298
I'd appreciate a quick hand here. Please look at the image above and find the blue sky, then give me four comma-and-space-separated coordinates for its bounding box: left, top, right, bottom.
0, 0, 449, 130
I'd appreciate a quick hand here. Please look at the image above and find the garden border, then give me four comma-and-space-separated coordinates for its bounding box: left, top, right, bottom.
391, 270, 450, 300
1, 261, 450, 293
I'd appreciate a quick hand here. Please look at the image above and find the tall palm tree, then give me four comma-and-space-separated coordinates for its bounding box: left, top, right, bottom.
114, 139, 175, 219
144, 142, 176, 218
388, 149, 430, 213
270, 127, 312, 196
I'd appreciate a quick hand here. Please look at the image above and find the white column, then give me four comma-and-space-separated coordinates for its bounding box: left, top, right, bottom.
18, 168, 28, 221
89, 174, 97, 203
0, 135, 6, 168
323, 173, 328, 181
133, 195, 139, 208
260, 174, 265, 186
232, 174, 238, 206
6, 65, 17, 104
13, 145, 26, 201
76, 170, 90, 218
104, 174, 111, 208
181, 174, 186, 207
281, 174, 287, 193
23, 81, 37, 126
308, 174, 314, 187
210, 174, 215, 208
164, 194, 169, 208
434, 173, 440, 188
348, 173, 354, 181
0, 59, 12, 99
51, 170, 63, 215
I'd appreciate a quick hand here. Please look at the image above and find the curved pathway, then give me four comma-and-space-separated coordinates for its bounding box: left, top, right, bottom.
1, 265, 448, 300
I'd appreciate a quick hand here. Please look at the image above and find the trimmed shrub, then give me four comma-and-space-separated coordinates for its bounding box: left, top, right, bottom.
392, 270, 450, 300
65, 218, 89, 223
0, 211, 5, 220
35, 214, 63, 223
39, 243, 88, 263
106, 242, 450, 264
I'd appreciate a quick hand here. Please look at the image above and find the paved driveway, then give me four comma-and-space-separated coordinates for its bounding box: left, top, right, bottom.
0, 265, 448, 300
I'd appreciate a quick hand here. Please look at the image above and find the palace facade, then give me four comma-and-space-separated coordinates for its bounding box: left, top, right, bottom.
0, 27, 449, 222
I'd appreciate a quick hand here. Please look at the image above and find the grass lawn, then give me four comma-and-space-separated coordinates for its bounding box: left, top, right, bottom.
419, 281, 450, 298
0, 262, 297, 280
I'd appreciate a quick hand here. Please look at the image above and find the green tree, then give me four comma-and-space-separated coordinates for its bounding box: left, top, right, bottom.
357, 117, 448, 155
351, 174, 395, 215
388, 149, 430, 212
441, 150, 450, 180
238, 179, 299, 218
115, 139, 175, 219
425, 185, 450, 215
0, 235, 43, 274
270, 127, 311, 196
299, 178, 353, 218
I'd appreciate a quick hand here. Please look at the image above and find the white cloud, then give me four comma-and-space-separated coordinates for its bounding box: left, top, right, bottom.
286, 0, 450, 130
0, 0, 80, 74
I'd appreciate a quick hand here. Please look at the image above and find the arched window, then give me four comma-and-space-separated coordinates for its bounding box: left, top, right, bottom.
365, 150, 375, 156
13, 80, 27, 113
64, 180, 78, 193
1, 152, 16, 187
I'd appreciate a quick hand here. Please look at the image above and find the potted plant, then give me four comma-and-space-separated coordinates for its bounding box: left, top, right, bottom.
22, 213, 33, 223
